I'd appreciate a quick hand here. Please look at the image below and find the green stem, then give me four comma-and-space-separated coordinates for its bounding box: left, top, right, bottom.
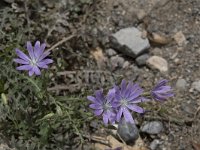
23, 76, 41, 92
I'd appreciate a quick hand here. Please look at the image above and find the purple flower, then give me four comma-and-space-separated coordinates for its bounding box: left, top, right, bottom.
14, 41, 53, 76
151, 79, 174, 101
113, 80, 147, 123
87, 89, 116, 125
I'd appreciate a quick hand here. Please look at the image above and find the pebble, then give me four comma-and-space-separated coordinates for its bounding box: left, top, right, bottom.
110, 27, 150, 58
176, 78, 187, 90
150, 139, 160, 150
140, 121, 164, 134
174, 31, 187, 46
136, 54, 149, 66
117, 119, 139, 144
152, 48, 163, 56
106, 48, 117, 57
110, 55, 125, 69
181, 102, 197, 116
122, 61, 130, 69
147, 56, 168, 72
191, 80, 200, 92
136, 9, 146, 20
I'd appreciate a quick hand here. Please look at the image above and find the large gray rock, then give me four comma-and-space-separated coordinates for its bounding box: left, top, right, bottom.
110, 27, 150, 58
117, 119, 139, 144
140, 121, 164, 134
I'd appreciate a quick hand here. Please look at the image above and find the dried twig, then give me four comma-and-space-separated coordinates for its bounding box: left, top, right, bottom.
82, 134, 110, 146
47, 34, 76, 51
47, 84, 79, 91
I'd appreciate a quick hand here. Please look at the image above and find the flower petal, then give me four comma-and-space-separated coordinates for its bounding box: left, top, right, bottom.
103, 113, 109, 125
27, 41, 35, 60
39, 59, 53, 65
29, 69, 34, 76
34, 41, 41, 57
16, 65, 32, 70
127, 104, 144, 113
116, 107, 123, 122
15, 48, 30, 61
123, 107, 134, 123
13, 58, 29, 64
37, 63, 48, 69
32, 66, 41, 75
87, 96, 98, 103
95, 89, 104, 104
94, 109, 103, 116
89, 103, 102, 109
38, 51, 51, 61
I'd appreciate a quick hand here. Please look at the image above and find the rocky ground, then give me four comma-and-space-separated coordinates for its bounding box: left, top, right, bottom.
1, 0, 200, 149
78, 0, 200, 149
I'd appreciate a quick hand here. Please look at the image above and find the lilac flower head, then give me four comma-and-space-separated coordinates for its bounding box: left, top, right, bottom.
151, 79, 174, 101
87, 89, 116, 125
113, 80, 147, 123
14, 41, 53, 76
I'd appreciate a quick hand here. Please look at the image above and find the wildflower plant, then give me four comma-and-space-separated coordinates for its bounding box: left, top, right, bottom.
87, 79, 174, 125
14, 41, 53, 76
0, 40, 92, 149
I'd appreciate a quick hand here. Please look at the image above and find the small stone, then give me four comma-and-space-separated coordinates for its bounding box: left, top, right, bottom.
110, 55, 125, 69
181, 102, 197, 116
152, 48, 163, 56
106, 48, 117, 57
191, 80, 200, 92
147, 56, 168, 72
150, 32, 170, 45
140, 121, 164, 134
117, 119, 139, 144
176, 78, 187, 90
123, 61, 130, 69
136, 9, 146, 20
150, 139, 160, 150
136, 54, 149, 66
110, 27, 150, 58
174, 31, 187, 46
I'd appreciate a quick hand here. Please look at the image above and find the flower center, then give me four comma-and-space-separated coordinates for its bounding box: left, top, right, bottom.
120, 99, 128, 107
30, 59, 37, 66
103, 102, 111, 111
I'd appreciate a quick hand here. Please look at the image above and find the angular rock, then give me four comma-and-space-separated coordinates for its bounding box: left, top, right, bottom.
136, 54, 149, 66
176, 78, 187, 90
140, 121, 164, 134
191, 80, 200, 92
117, 119, 139, 144
147, 56, 168, 72
110, 27, 150, 58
